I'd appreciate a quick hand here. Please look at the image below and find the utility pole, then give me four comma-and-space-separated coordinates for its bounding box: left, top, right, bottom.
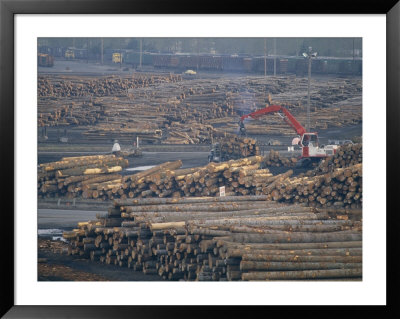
302, 46, 317, 132
264, 38, 267, 78
307, 55, 311, 130
101, 38, 104, 65
273, 38, 277, 76
196, 39, 199, 73
352, 38, 355, 76
139, 38, 143, 69
87, 38, 89, 63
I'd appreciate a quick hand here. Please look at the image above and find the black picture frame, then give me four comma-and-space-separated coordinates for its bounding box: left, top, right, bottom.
1, 0, 399, 317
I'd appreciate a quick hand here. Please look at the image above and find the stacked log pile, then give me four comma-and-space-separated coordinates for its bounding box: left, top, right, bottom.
234, 104, 362, 136
37, 99, 105, 127
163, 122, 215, 144
261, 164, 362, 209
62, 196, 362, 281
118, 156, 265, 199
37, 155, 273, 200
38, 155, 129, 199
314, 144, 362, 175
38, 74, 362, 144
213, 135, 260, 158
82, 126, 163, 144
38, 153, 362, 208
263, 149, 297, 167
38, 74, 182, 98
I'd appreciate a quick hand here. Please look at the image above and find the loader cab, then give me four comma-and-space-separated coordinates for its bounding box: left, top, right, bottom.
300, 133, 319, 147
301, 133, 325, 158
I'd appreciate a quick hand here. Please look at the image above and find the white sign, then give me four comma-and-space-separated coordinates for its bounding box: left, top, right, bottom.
219, 186, 226, 197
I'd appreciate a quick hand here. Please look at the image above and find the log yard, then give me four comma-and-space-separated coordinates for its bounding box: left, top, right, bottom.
37, 38, 362, 282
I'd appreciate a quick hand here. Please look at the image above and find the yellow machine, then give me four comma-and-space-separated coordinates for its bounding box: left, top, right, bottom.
184, 69, 197, 75
37, 53, 54, 67
65, 49, 74, 60
112, 52, 122, 63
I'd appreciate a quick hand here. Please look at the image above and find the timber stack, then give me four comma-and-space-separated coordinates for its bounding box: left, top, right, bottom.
62, 195, 362, 281
38, 75, 362, 145
261, 163, 362, 209
163, 122, 215, 145
82, 127, 163, 144
213, 135, 260, 158
263, 149, 297, 167
117, 156, 265, 199
38, 155, 362, 207
314, 143, 362, 175
38, 74, 182, 98
38, 155, 129, 199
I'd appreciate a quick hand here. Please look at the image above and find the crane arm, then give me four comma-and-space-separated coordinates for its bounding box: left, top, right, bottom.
240, 104, 307, 136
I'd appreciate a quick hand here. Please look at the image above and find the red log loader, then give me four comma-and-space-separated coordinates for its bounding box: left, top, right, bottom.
238, 105, 338, 167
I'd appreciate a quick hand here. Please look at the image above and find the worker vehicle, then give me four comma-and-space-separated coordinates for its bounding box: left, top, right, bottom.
328, 139, 354, 146
208, 142, 227, 163
37, 53, 54, 67
238, 104, 338, 167
184, 69, 197, 75
65, 49, 75, 60
57, 128, 68, 143
111, 139, 121, 154
112, 53, 123, 64
182, 69, 198, 80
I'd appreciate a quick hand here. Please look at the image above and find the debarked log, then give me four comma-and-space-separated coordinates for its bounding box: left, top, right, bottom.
220, 241, 362, 251
229, 223, 360, 233
114, 194, 274, 207
224, 231, 362, 243
56, 165, 123, 177
122, 201, 281, 213
225, 247, 362, 258
240, 261, 361, 271
40, 155, 121, 171
240, 254, 362, 263
241, 268, 362, 280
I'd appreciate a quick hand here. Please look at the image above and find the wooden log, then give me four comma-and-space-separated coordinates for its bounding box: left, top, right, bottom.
241, 254, 362, 263
225, 231, 362, 243
56, 165, 123, 177
115, 195, 272, 206
63, 174, 103, 186
264, 169, 293, 193
129, 161, 182, 183
59, 154, 116, 162
123, 201, 285, 213
40, 155, 120, 171
240, 261, 361, 271
229, 223, 360, 233
82, 174, 122, 185
150, 222, 186, 230
241, 268, 362, 280
187, 213, 329, 227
